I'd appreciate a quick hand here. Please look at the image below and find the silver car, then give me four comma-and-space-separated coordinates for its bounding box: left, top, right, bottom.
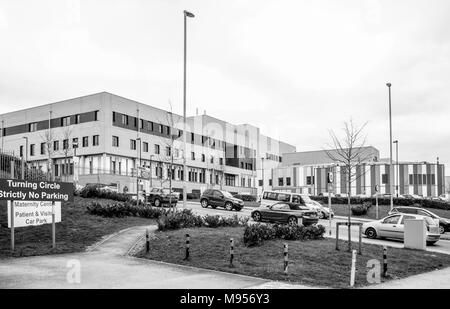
362, 214, 441, 245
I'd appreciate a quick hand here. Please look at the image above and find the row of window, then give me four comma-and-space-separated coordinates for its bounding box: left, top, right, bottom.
20, 135, 99, 157
266, 153, 282, 163
381, 173, 436, 185
28, 111, 99, 132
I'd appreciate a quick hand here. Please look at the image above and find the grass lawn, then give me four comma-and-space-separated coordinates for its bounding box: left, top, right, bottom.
331, 204, 450, 220
0, 196, 155, 258
137, 226, 450, 288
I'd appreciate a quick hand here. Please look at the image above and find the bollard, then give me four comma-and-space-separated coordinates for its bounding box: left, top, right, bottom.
358, 224, 362, 255
146, 228, 150, 253
335, 222, 340, 251
350, 249, 357, 287
382, 246, 387, 277
283, 243, 289, 275
184, 233, 190, 260
229, 238, 234, 267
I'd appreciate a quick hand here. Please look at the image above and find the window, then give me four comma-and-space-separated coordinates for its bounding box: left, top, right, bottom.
63, 139, 69, 150
219, 158, 223, 165
30, 144, 35, 156
134, 117, 137, 127
74, 114, 80, 124
286, 177, 291, 186
258, 179, 263, 186
165, 126, 170, 135
94, 111, 99, 121
240, 162, 244, 169
191, 152, 195, 160
158, 124, 163, 134
130, 139, 136, 150
272, 203, 290, 210
112, 161, 116, 174
72, 138, 78, 148
140, 119, 144, 129
409, 174, 413, 184
19, 145, 24, 157
89, 161, 93, 174
306, 176, 315, 185
29, 122, 37, 132
400, 215, 416, 225
201, 154, 205, 162
61, 116, 70, 126
210, 156, 214, 164
382, 174, 389, 184
191, 132, 194, 143
154, 144, 160, 154
269, 179, 273, 186
121, 115, 128, 125
148, 121, 154, 131
277, 193, 290, 202
112, 136, 119, 147
382, 215, 401, 224
53, 141, 59, 151
143, 142, 149, 152
82, 136, 88, 147
248, 178, 251, 187
112, 112, 116, 122
278, 177, 284, 186
166, 147, 171, 157
93, 135, 99, 146
423, 174, 427, 185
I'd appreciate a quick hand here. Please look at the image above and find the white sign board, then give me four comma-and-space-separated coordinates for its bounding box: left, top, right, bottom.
7, 201, 61, 228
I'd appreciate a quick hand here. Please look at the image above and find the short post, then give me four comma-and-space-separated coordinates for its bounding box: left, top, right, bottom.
283, 243, 289, 275
146, 228, 150, 253
328, 186, 332, 236
376, 194, 379, 220
184, 233, 190, 260
382, 246, 388, 277
52, 201, 56, 248
229, 238, 234, 267
350, 249, 357, 287
335, 223, 340, 250
21, 158, 25, 179
10, 200, 15, 252
358, 224, 362, 255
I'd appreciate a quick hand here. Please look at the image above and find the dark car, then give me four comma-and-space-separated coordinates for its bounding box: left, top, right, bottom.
388, 206, 450, 234
147, 187, 179, 207
200, 189, 244, 211
251, 202, 319, 226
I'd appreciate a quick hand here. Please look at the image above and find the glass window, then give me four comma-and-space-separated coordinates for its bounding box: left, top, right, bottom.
82, 136, 88, 147
400, 215, 417, 224
53, 141, 59, 151
130, 139, 136, 150
61, 116, 70, 126
29, 122, 37, 132
112, 136, 119, 147
143, 142, 149, 152
93, 135, 99, 146
271, 203, 290, 210
154, 144, 160, 154
277, 193, 290, 202
382, 215, 401, 224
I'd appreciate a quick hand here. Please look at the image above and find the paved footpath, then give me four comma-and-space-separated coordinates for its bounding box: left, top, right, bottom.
0, 225, 310, 289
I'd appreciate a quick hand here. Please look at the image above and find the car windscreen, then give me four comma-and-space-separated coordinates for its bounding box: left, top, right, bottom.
222, 191, 233, 198
425, 217, 437, 225
300, 195, 312, 202
162, 189, 172, 194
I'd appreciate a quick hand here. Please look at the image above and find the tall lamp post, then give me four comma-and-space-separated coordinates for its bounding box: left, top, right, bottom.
386, 83, 394, 210
182, 10, 195, 208
393, 140, 399, 197
136, 137, 142, 205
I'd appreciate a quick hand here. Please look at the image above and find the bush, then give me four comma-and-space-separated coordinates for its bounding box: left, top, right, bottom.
86, 201, 139, 218
351, 204, 368, 216
80, 186, 130, 202
157, 209, 203, 231
202, 214, 249, 228
243, 223, 325, 246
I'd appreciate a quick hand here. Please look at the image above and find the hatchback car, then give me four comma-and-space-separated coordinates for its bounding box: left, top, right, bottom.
200, 189, 244, 211
388, 206, 450, 234
251, 202, 319, 226
362, 214, 441, 245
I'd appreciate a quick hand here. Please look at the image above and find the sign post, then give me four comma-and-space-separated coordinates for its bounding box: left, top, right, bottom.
327, 172, 333, 236
375, 184, 379, 220
10, 200, 14, 251
52, 201, 56, 248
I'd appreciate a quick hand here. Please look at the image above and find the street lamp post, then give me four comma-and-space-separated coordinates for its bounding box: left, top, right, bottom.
386, 83, 394, 210
182, 10, 195, 208
136, 138, 142, 206
393, 140, 399, 197
261, 157, 265, 192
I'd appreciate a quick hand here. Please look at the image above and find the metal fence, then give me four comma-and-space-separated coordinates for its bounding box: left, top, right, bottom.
0, 149, 50, 180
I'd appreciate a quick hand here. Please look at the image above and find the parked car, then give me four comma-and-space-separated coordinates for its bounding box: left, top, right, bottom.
318, 192, 336, 197
147, 187, 179, 207
300, 194, 334, 219
251, 202, 319, 226
388, 206, 450, 234
439, 194, 450, 202
200, 189, 244, 211
362, 214, 441, 245
402, 194, 423, 199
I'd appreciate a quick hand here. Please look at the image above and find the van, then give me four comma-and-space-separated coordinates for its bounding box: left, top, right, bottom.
260, 190, 305, 207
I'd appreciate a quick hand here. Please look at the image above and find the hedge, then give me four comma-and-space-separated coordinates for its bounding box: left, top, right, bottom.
310, 196, 450, 211
80, 186, 130, 202
233, 194, 257, 202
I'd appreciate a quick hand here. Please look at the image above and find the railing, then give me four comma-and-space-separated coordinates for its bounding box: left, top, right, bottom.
0, 149, 50, 180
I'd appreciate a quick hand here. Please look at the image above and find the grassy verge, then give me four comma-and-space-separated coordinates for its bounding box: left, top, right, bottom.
137, 226, 450, 288
0, 197, 155, 258
331, 204, 450, 220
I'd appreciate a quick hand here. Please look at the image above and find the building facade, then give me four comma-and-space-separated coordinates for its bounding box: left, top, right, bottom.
269, 149, 446, 197
0, 92, 295, 195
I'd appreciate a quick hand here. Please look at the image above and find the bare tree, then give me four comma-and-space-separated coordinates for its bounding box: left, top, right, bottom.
40, 128, 56, 181
324, 119, 372, 252
61, 127, 73, 182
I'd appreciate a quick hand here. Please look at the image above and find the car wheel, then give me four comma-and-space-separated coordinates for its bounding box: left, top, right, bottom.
318, 211, 325, 219
200, 199, 208, 208
252, 211, 262, 222
365, 228, 377, 239
225, 202, 233, 211
154, 199, 161, 207
288, 216, 298, 226
439, 225, 445, 234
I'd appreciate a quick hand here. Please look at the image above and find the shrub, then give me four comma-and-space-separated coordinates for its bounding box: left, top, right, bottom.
86, 201, 138, 218
80, 186, 130, 202
351, 204, 368, 216
243, 223, 325, 246
157, 209, 203, 231
203, 215, 222, 228
137, 207, 168, 219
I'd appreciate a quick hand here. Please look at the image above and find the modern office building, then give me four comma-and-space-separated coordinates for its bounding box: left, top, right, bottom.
269, 148, 446, 197
0, 92, 295, 195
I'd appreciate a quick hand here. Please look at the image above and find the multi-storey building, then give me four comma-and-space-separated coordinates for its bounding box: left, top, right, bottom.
270, 148, 446, 197
0, 92, 295, 195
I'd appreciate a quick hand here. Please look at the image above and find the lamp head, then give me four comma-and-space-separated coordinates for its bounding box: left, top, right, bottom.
184, 10, 195, 18
386, 83, 391, 87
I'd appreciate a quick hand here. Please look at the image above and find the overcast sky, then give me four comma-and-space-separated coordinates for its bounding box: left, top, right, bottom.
0, 0, 449, 168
